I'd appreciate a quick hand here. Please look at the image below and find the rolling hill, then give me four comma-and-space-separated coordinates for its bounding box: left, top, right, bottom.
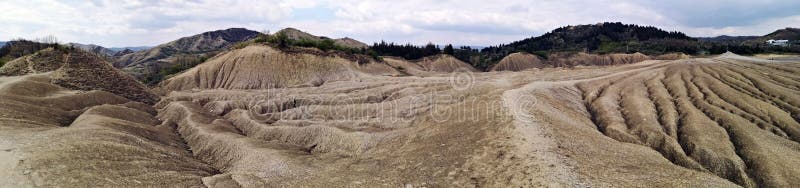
483, 22, 696, 54
761, 27, 800, 41
276, 28, 368, 49
114, 28, 262, 82
68, 43, 117, 59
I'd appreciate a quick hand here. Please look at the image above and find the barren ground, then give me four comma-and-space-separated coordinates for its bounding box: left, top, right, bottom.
0, 53, 798, 187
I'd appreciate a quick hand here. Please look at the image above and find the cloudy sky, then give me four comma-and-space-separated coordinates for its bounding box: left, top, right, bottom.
1, 0, 799, 47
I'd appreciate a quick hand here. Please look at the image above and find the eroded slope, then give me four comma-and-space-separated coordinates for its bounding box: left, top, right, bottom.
1, 48, 798, 187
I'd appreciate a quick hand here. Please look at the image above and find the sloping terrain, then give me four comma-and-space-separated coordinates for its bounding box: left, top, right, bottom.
490, 52, 651, 72
154, 45, 398, 94
381, 55, 477, 77
276, 28, 369, 49
571, 54, 800, 187
68, 43, 116, 59
490, 52, 549, 71
757, 27, 800, 42
115, 28, 261, 80
0, 46, 798, 187
549, 52, 650, 67
416, 54, 478, 72
0, 51, 211, 187
0, 48, 158, 104
480, 22, 697, 56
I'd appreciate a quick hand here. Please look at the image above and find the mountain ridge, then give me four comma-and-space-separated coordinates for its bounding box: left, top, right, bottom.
114, 28, 262, 82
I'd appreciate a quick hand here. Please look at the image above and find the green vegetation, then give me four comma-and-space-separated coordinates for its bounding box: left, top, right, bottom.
144, 53, 211, 85
0, 36, 65, 60
443, 44, 455, 55
246, 32, 382, 62
370, 41, 441, 60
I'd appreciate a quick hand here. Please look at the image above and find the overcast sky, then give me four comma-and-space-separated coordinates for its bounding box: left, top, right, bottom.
1, 0, 799, 47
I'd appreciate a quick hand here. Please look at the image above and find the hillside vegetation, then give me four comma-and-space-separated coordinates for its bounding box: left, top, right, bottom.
115, 28, 261, 84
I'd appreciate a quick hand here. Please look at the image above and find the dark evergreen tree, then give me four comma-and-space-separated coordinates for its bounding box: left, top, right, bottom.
443, 44, 455, 55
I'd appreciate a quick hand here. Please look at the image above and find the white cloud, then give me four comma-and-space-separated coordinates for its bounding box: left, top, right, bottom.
0, 0, 798, 47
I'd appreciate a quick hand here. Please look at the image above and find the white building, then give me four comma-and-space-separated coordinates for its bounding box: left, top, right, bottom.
766, 39, 790, 46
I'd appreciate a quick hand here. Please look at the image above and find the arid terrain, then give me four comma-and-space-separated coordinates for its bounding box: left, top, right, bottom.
0, 36, 798, 188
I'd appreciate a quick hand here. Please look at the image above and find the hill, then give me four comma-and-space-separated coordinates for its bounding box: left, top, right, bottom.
68, 43, 152, 60
68, 43, 117, 59
0, 39, 62, 67
114, 28, 261, 82
441, 22, 699, 70
0, 47, 158, 104
761, 27, 800, 41
108, 46, 151, 52
0, 47, 207, 187
483, 22, 696, 55
489, 52, 548, 71
696, 35, 759, 44
276, 28, 368, 49
154, 44, 395, 94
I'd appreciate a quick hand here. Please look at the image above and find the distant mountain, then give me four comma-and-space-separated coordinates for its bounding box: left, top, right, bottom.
761, 28, 800, 41
276, 28, 368, 49
111, 48, 133, 57
697, 28, 800, 54
696, 35, 759, 44
114, 28, 261, 83
68, 43, 116, 59
0, 41, 5, 47
109, 46, 151, 52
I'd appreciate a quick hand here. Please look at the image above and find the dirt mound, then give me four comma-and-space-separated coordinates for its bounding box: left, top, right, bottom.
0, 48, 158, 104
490, 52, 549, 71
381, 55, 476, 77
654, 52, 691, 60
549, 52, 650, 67
0, 74, 214, 187
155, 45, 378, 93
382, 56, 430, 76
717, 51, 775, 63
417, 54, 478, 72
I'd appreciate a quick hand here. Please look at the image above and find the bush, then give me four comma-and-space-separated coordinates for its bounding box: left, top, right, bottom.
532, 51, 549, 59
267, 32, 290, 48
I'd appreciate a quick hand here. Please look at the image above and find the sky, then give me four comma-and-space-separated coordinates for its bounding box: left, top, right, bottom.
1, 0, 799, 47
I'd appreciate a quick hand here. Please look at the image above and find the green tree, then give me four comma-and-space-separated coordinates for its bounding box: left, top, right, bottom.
268, 32, 290, 48
443, 44, 455, 55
